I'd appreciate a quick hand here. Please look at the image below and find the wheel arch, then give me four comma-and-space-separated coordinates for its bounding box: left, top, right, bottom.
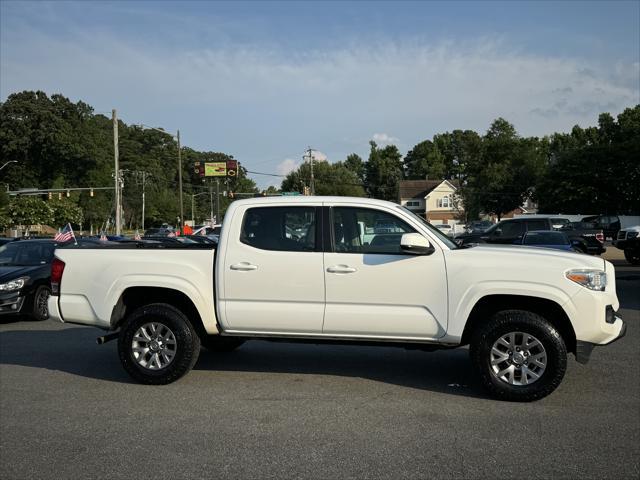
110, 287, 208, 338
460, 294, 577, 354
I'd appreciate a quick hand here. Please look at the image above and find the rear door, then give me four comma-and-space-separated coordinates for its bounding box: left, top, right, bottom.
221, 204, 325, 334
322, 205, 447, 339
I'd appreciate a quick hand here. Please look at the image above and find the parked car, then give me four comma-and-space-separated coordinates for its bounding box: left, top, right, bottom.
0, 237, 17, 246
558, 222, 606, 255
433, 224, 454, 237
456, 217, 606, 255
49, 196, 625, 401
0, 239, 60, 320
464, 220, 493, 233
582, 215, 621, 240
614, 225, 640, 265
513, 231, 580, 252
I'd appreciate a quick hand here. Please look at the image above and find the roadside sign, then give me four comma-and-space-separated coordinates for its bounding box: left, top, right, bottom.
282, 192, 301, 196
204, 162, 227, 177
194, 159, 238, 177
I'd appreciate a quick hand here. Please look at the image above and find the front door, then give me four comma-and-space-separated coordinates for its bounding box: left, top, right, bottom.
322, 206, 448, 339
222, 205, 325, 334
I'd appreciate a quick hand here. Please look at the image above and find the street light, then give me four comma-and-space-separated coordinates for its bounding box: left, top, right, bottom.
0, 160, 18, 172
138, 124, 184, 231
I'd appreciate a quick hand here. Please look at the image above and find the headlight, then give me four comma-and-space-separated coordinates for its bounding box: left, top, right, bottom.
0, 277, 27, 292
566, 269, 607, 291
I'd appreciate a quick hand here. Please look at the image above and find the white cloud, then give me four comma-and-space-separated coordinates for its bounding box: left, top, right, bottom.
372, 133, 399, 145
1, 24, 638, 190
276, 158, 301, 176
310, 150, 328, 162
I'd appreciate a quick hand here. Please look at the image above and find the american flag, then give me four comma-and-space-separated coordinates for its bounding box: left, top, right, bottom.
54, 223, 76, 243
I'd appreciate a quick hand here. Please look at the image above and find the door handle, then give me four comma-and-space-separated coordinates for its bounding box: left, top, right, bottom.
230, 262, 258, 271
327, 265, 357, 274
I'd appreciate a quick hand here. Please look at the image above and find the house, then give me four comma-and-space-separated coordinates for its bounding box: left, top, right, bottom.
398, 179, 463, 225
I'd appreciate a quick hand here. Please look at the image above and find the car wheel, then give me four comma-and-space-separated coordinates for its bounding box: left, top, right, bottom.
118, 303, 201, 385
624, 249, 640, 265
469, 310, 567, 402
31, 285, 51, 321
201, 336, 245, 352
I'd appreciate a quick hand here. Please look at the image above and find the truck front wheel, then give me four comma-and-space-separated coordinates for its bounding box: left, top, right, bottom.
118, 303, 201, 384
469, 310, 567, 402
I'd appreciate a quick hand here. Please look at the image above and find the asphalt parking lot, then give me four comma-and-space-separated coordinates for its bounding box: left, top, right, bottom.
1, 260, 638, 480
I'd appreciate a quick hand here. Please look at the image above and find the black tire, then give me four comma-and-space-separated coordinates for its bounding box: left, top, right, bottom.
118, 303, 201, 385
624, 249, 640, 265
201, 336, 245, 352
31, 285, 51, 321
469, 310, 567, 402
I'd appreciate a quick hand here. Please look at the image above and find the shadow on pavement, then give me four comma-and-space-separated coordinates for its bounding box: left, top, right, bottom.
0, 326, 133, 383
0, 326, 487, 398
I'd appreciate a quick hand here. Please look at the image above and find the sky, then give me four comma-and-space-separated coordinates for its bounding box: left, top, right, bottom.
1, 0, 639, 188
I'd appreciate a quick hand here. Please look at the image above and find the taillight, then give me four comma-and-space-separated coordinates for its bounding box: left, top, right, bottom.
51, 258, 65, 295
596, 232, 604, 243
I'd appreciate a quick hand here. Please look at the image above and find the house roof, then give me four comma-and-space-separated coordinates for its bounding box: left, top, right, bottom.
398, 179, 459, 200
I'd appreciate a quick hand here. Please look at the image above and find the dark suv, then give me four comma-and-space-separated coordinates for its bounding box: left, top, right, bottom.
455, 217, 606, 255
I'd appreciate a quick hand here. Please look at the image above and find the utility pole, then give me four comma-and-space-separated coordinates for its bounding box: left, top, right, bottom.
215, 178, 220, 222
305, 147, 315, 195
113, 109, 121, 235
177, 130, 184, 232
209, 183, 214, 225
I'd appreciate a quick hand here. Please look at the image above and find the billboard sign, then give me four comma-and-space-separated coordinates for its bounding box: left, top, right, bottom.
194, 160, 239, 177
204, 162, 227, 177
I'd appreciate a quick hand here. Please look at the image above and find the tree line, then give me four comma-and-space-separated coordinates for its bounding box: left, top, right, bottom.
0, 91, 258, 231
1, 91, 638, 231
283, 106, 640, 219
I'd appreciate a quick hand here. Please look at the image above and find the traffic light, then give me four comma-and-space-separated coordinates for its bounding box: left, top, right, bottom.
48, 192, 52, 200
66, 190, 70, 197
58, 192, 62, 200
90, 189, 94, 197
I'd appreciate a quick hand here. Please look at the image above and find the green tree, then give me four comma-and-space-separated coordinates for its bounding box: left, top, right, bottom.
281, 160, 365, 197
364, 141, 404, 201
7, 197, 54, 226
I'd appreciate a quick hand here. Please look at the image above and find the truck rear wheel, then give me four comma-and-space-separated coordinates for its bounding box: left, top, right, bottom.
118, 303, 201, 385
469, 310, 567, 402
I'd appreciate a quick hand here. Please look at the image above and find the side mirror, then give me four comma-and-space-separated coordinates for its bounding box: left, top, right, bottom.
400, 233, 434, 255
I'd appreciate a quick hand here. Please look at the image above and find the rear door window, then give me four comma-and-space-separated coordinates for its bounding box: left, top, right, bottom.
241, 207, 317, 252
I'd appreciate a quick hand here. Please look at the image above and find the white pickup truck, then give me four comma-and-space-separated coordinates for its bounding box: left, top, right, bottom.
49, 197, 626, 401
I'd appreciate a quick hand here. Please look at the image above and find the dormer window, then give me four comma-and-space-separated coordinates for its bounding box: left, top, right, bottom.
437, 195, 451, 208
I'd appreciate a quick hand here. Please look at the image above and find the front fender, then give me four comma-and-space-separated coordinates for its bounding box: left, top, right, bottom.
444, 280, 579, 342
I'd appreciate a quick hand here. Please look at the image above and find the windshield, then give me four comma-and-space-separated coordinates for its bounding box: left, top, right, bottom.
0, 242, 56, 266
398, 206, 458, 249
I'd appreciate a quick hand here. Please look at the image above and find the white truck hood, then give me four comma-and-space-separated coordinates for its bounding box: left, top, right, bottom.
462, 244, 606, 270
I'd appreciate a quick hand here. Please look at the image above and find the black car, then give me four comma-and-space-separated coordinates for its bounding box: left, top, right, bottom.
455, 217, 606, 255
0, 239, 60, 320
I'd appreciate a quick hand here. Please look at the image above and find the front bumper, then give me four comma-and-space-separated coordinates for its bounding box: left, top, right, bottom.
0, 291, 26, 315
575, 313, 626, 364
